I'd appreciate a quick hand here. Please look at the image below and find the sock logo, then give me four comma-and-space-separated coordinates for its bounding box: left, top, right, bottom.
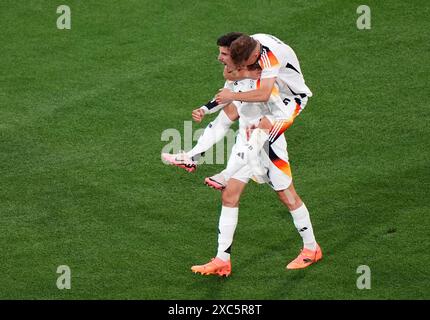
236, 152, 244, 160
298, 227, 308, 232
224, 245, 232, 254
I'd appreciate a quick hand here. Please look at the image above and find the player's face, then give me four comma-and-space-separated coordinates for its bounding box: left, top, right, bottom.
217, 46, 235, 71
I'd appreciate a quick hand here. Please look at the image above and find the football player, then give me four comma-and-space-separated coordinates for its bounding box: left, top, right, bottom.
163, 33, 322, 275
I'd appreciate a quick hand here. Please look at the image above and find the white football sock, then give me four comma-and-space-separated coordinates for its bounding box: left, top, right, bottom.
186, 110, 233, 161
290, 203, 317, 251
216, 206, 238, 261
222, 128, 269, 180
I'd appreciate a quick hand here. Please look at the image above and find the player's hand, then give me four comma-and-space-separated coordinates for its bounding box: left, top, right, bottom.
216, 88, 234, 105
192, 108, 205, 123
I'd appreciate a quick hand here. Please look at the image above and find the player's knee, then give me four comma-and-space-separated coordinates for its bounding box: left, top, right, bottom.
222, 190, 240, 207
277, 190, 302, 210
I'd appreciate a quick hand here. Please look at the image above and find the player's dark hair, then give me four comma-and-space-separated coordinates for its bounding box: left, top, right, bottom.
216, 32, 244, 47
230, 35, 258, 65
247, 63, 261, 71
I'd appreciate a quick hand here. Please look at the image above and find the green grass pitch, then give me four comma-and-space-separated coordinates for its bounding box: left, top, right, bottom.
0, 0, 428, 299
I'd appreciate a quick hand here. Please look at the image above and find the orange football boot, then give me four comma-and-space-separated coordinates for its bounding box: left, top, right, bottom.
191, 257, 231, 277
286, 244, 322, 270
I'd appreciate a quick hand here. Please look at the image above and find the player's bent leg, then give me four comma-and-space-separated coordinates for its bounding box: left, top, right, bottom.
187, 104, 238, 161
246, 129, 270, 176
162, 105, 238, 173
205, 146, 254, 191
245, 117, 272, 176
222, 117, 272, 180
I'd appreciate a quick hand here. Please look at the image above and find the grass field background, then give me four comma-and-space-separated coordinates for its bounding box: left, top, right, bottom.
0, 0, 428, 299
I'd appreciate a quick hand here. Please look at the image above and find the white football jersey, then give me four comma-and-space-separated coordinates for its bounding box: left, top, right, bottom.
251, 33, 312, 97
228, 79, 270, 124
227, 79, 284, 140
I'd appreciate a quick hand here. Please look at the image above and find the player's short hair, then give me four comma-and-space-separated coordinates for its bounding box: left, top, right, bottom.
230, 35, 258, 65
247, 63, 261, 71
216, 32, 244, 47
